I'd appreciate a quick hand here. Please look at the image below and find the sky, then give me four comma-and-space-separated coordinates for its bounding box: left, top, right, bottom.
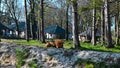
18, 0, 24, 5
18, 0, 25, 21
0, 0, 25, 21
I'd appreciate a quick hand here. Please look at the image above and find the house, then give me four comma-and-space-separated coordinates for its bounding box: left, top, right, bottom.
79, 27, 101, 42
8, 22, 26, 38
44, 25, 65, 39
8, 21, 39, 39
0, 23, 12, 37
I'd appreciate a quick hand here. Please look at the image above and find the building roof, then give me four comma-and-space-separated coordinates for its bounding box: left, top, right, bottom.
8, 22, 26, 31
0, 23, 11, 30
44, 25, 65, 34
8, 22, 38, 32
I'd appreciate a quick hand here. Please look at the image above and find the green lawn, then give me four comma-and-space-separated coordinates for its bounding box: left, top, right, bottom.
64, 41, 120, 53
2, 39, 120, 53
13, 40, 45, 47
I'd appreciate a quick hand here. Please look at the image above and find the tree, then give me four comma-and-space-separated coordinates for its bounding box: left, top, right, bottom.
56, 0, 66, 27
24, 0, 29, 41
39, 0, 45, 43
71, 0, 81, 49
115, 1, 119, 45
4, 0, 21, 38
0, 0, 1, 42
104, 0, 114, 48
101, 6, 105, 46
91, 0, 97, 45
78, 0, 103, 45
28, 0, 37, 40
90, 0, 104, 45
65, 2, 69, 41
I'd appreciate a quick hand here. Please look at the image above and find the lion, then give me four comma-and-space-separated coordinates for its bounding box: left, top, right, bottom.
45, 39, 64, 48
54, 39, 64, 48
45, 41, 55, 47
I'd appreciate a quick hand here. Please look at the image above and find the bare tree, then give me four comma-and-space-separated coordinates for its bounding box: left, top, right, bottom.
4, 0, 21, 38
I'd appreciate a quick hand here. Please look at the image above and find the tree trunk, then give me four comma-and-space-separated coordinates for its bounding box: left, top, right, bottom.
91, 7, 96, 45
29, 0, 33, 39
32, 23, 37, 39
104, 0, 114, 48
66, 4, 69, 41
101, 7, 105, 46
40, 0, 45, 43
116, 1, 119, 45
0, 1, 1, 38
24, 0, 29, 41
31, 0, 36, 40
38, 15, 41, 41
38, 18, 41, 41
29, 0, 36, 40
38, 1, 41, 41
14, 19, 20, 38
115, 15, 116, 42
72, 1, 81, 49
37, 28, 39, 40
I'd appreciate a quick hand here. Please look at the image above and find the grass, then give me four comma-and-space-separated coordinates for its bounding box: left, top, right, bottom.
16, 48, 29, 68
15, 48, 40, 68
64, 41, 120, 53
13, 39, 45, 47
80, 43, 120, 53
76, 58, 119, 68
2, 39, 120, 53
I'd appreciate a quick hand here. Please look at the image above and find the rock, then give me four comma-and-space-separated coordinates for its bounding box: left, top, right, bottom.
0, 42, 120, 68
0, 53, 16, 66
0, 65, 16, 68
0, 45, 9, 52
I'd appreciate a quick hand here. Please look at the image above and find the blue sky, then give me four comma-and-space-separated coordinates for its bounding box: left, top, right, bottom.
18, 0, 24, 6
18, 0, 25, 21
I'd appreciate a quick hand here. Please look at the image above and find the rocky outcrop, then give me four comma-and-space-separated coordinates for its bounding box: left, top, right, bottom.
0, 42, 120, 68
